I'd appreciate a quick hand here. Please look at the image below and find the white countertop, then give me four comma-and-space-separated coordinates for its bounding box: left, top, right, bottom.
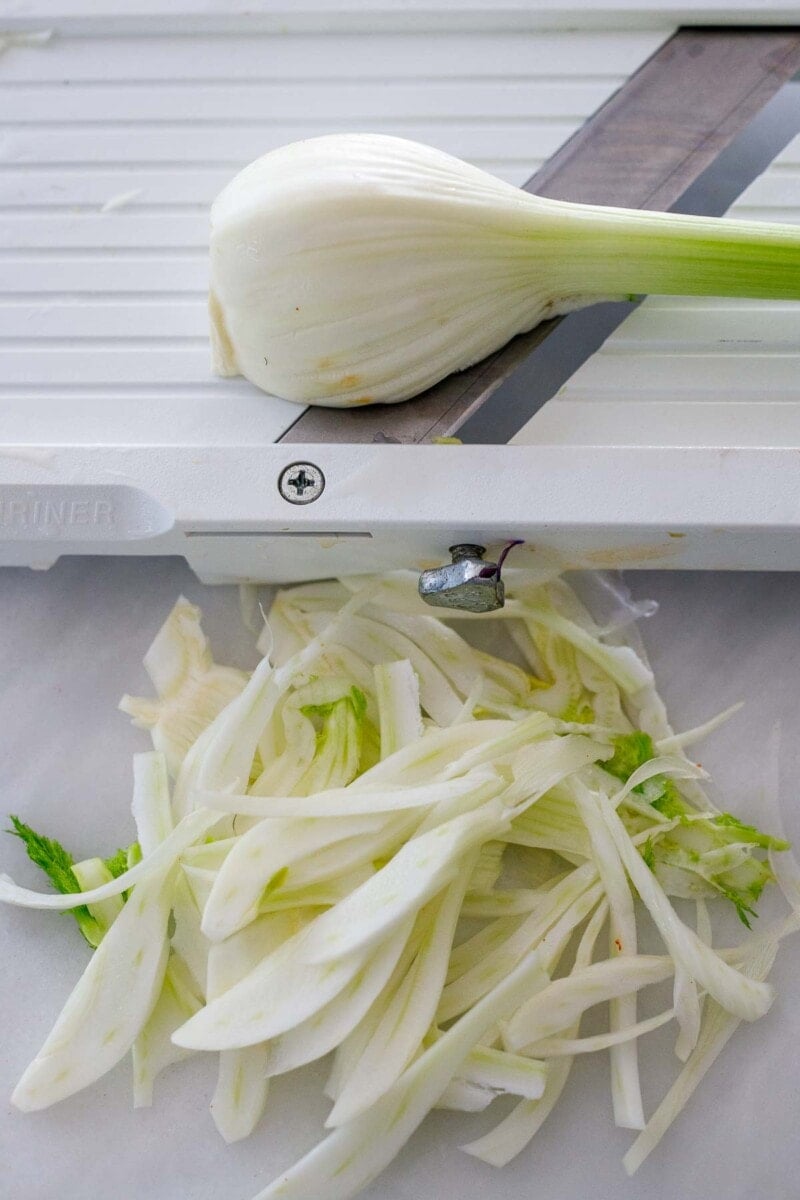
1, 559, 799, 1200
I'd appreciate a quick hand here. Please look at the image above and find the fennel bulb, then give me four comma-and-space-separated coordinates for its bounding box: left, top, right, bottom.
209, 133, 800, 407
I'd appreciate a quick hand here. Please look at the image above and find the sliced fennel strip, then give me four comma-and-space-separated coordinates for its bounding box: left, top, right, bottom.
248, 947, 553, 1200
571, 779, 644, 1130
13, 866, 175, 1112
327, 851, 479, 1127
461, 898, 609, 1168
0, 807, 219, 911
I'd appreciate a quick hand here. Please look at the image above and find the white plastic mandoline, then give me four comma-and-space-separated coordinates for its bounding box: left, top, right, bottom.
1, 4, 800, 584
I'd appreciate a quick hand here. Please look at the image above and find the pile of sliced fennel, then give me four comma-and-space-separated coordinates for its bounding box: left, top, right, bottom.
1, 571, 797, 1200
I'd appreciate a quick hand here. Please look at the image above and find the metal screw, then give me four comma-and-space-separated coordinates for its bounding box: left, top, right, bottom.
278, 462, 325, 505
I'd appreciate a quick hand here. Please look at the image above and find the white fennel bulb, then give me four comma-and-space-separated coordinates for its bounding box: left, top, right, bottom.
209, 133, 800, 408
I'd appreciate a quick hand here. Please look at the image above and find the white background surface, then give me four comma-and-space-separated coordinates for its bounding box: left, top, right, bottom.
1, 560, 799, 1200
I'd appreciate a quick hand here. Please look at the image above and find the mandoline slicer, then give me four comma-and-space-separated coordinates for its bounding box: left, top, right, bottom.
2, 19, 800, 599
